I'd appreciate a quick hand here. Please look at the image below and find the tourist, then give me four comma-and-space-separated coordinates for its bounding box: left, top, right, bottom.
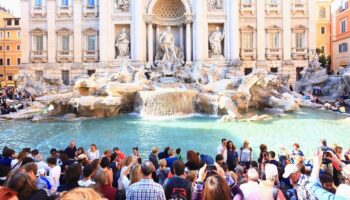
126, 161, 166, 200
49, 148, 62, 166
57, 163, 82, 192
149, 147, 159, 170
77, 147, 85, 157
113, 147, 126, 161
320, 172, 336, 193
103, 149, 112, 160
47, 157, 61, 191
165, 149, 178, 168
0, 187, 18, 200
78, 164, 96, 187
185, 150, 200, 171
21, 157, 35, 167
156, 159, 170, 186
77, 154, 88, 168
132, 147, 140, 159
130, 164, 142, 186
30, 149, 39, 159
20, 162, 49, 190
163, 160, 192, 199
345, 148, 350, 161
158, 146, 170, 160
87, 144, 100, 161
239, 140, 253, 170
192, 164, 231, 200
118, 156, 135, 190
268, 151, 281, 168
0, 148, 15, 167
234, 165, 247, 185
258, 164, 286, 199
291, 143, 304, 163
186, 170, 198, 187
60, 187, 106, 200
217, 138, 228, 162
176, 148, 184, 162
10, 151, 26, 171
215, 154, 225, 166
100, 157, 113, 186
282, 163, 310, 199
37, 168, 53, 190
239, 168, 260, 200
227, 140, 239, 171
60, 153, 76, 172
6, 172, 59, 200
94, 169, 118, 200
258, 144, 268, 169
226, 171, 244, 199
34, 154, 50, 174
64, 140, 77, 159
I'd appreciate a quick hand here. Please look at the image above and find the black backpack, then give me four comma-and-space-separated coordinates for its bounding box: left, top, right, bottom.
170, 188, 187, 200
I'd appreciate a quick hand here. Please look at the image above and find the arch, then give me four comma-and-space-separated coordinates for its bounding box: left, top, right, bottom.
146, 0, 192, 14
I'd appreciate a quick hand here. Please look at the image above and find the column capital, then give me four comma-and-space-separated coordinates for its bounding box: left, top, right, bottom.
143, 15, 153, 24
184, 13, 193, 24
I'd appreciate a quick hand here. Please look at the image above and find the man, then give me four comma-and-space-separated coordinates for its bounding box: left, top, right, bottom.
20, 162, 50, 190
47, 157, 61, 192
217, 138, 227, 162
215, 154, 225, 166
163, 160, 192, 200
320, 172, 336, 193
165, 149, 178, 168
64, 140, 77, 159
149, 147, 159, 170
240, 168, 260, 200
259, 164, 286, 200
78, 164, 96, 187
268, 151, 281, 168
113, 147, 126, 161
127, 160, 166, 200
282, 164, 309, 200
34, 154, 50, 174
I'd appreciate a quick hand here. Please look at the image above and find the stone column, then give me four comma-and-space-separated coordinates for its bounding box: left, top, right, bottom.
99, 0, 112, 62
156, 25, 160, 49
283, 0, 292, 60
20, 0, 30, 64
73, 0, 82, 63
147, 23, 154, 63
179, 25, 184, 52
193, 0, 206, 61
230, 0, 240, 60
131, 0, 146, 62
186, 22, 192, 62
47, 0, 56, 63
256, 0, 265, 61
308, 0, 316, 52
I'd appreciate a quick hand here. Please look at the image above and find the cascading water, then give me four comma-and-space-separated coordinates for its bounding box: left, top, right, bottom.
207, 94, 220, 117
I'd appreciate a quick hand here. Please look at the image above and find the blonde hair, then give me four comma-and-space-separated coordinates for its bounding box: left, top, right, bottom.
130, 164, 142, 185
243, 140, 250, 148
60, 188, 106, 200
159, 159, 167, 168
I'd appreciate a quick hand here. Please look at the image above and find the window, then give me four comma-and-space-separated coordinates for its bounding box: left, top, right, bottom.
339, 43, 348, 53
319, 8, 326, 18
6, 19, 12, 26
269, 32, 279, 48
339, 0, 348, 12
17, 58, 21, 65
35, 35, 44, 51
243, 32, 253, 49
295, 32, 304, 48
0, 59, 3, 65
62, 36, 70, 51
61, 0, 69, 7
0, 46, 2, 51
321, 27, 325, 34
17, 31, 21, 38
87, 0, 95, 6
0, 74, 3, 78
245, 68, 253, 75
35, 0, 42, 7
17, 45, 21, 51
87, 35, 96, 51
296, 67, 304, 81
8, 76, 13, 81
6, 45, 10, 51
15, 19, 19, 26
6, 32, 10, 38
341, 19, 347, 33
271, 68, 278, 73
6, 58, 10, 66
62, 70, 70, 85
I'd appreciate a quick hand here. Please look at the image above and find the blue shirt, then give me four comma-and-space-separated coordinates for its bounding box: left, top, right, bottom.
165, 157, 178, 168
0, 157, 12, 167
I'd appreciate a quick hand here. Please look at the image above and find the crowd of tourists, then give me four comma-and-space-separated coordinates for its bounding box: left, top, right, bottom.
0, 86, 35, 115
303, 91, 349, 114
0, 139, 349, 200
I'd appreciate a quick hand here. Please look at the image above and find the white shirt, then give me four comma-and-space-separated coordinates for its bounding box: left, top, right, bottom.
49, 165, 61, 191
336, 184, 350, 199
217, 144, 227, 162
87, 149, 100, 160
78, 179, 96, 187
240, 181, 260, 200
36, 161, 50, 174
118, 166, 130, 190
10, 159, 21, 170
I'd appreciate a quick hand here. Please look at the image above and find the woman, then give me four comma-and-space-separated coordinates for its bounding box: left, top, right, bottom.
226, 141, 239, 171
185, 150, 200, 171
57, 163, 82, 192
129, 164, 142, 185
87, 144, 100, 161
239, 140, 252, 170
10, 151, 27, 171
258, 144, 268, 178
6, 172, 58, 200
0, 187, 18, 200
77, 147, 85, 156
60, 188, 106, 200
100, 157, 113, 186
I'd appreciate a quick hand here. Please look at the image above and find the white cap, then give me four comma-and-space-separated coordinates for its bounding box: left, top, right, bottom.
37, 168, 46, 176
265, 164, 278, 178
283, 164, 299, 179
78, 154, 87, 160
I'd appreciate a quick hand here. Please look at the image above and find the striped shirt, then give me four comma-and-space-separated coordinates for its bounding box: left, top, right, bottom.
126, 178, 166, 200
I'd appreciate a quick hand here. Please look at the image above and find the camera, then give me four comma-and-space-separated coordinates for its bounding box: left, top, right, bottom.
207, 164, 217, 172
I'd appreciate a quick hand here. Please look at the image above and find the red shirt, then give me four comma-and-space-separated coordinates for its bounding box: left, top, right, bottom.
118, 152, 126, 161
101, 185, 117, 200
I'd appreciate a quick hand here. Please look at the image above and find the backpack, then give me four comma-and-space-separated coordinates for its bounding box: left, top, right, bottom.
170, 188, 187, 200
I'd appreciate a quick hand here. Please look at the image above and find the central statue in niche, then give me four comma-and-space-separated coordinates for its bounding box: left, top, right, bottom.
155, 26, 184, 76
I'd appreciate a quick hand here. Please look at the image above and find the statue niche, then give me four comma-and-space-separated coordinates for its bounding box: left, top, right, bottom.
209, 26, 224, 58
154, 26, 184, 76
115, 28, 130, 59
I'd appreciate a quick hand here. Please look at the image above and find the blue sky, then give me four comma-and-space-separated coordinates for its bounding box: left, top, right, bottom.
0, 0, 21, 17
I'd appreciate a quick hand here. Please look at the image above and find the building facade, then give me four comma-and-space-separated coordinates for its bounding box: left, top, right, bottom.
316, 0, 332, 58
0, 7, 21, 84
20, 0, 316, 85
331, 0, 350, 73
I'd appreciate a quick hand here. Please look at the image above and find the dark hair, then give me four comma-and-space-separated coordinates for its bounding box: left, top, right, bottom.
100, 157, 110, 168
111, 153, 118, 162
141, 161, 153, 176
320, 172, 334, 184
202, 175, 231, 200
47, 157, 57, 165
30, 149, 39, 156
78, 147, 85, 154
133, 147, 138, 151
268, 151, 276, 159
113, 147, 119, 152
6, 172, 37, 200
50, 148, 57, 155
2, 148, 15, 158
163, 146, 170, 154
221, 138, 227, 143
187, 150, 199, 168
65, 163, 82, 185
227, 140, 236, 151
21, 157, 34, 166
250, 161, 258, 168
259, 144, 267, 152
22, 148, 31, 154
176, 148, 181, 155
293, 143, 300, 149
83, 164, 94, 178
21, 162, 38, 176
215, 154, 224, 163
173, 160, 185, 176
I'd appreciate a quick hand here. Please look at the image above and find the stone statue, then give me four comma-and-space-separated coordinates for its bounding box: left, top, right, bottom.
209, 0, 222, 10
209, 27, 224, 58
159, 26, 177, 63
115, 0, 130, 12
115, 28, 130, 59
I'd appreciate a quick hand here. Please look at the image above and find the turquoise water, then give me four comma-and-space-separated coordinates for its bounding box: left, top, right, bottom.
0, 109, 349, 159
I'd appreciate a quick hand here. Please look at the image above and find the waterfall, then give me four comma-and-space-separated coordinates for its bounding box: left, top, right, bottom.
207, 94, 219, 117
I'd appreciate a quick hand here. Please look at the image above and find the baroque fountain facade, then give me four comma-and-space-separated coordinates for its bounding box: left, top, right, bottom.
14, 0, 350, 121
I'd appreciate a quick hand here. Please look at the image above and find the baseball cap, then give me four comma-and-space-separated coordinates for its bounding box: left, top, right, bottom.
283, 164, 299, 179
78, 154, 87, 160
265, 164, 278, 178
